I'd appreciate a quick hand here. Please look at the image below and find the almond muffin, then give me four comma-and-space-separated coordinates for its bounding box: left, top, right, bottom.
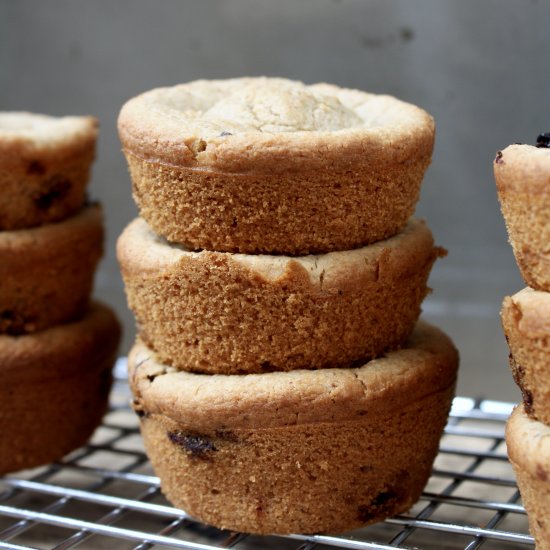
506, 404, 550, 549
129, 320, 458, 534
0, 204, 103, 334
118, 77, 435, 255
118, 217, 443, 374
0, 302, 121, 474
494, 143, 550, 291
0, 112, 97, 230
501, 287, 550, 424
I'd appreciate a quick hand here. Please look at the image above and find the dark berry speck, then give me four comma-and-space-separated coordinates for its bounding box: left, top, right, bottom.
34, 176, 72, 209
168, 431, 217, 459
536, 133, 550, 148
27, 160, 46, 175
372, 490, 398, 506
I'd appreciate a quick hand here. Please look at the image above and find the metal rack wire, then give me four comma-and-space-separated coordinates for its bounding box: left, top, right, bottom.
0, 359, 534, 550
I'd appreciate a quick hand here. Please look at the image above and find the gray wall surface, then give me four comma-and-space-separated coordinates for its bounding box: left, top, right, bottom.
2, 0, 547, 401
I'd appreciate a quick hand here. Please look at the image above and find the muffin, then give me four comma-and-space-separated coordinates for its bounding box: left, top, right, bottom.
0, 204, 103, 334
0, 112, 97, 230
501, 287, 550, 424
506, 404, 550, 549
129, 320, 458, 535
494, 142, 550, 291
118, 217, 443, 374
0, 302, 121, 474
118, 77, 435, 255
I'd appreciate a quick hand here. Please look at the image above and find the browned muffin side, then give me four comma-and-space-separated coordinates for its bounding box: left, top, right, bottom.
0, 302, 121, 474
501, 287, 550, 424
129, 321, 458, 534
0, 204, 103, 334
506, 405, 550, 549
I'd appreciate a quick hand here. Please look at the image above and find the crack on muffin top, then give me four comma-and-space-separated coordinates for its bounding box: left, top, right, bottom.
197, 81, 363, 134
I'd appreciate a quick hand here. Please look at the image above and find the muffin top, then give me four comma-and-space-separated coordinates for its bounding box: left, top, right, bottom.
507, 404, 550, 472
118, 217, 437, 292
118, 77, 434, 173
494, 143, 550, 194
0, 204, 103, 271
129, 321, 458, 430
0, 302, 120, 384
503, 287, 550, 338
0, 112, 97, 161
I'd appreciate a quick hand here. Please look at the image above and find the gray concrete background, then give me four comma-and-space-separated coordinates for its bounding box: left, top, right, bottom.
2, 0, 547, 401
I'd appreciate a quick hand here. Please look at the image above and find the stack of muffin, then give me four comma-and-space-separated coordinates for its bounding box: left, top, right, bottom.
0, 112, 121, 474
494, 137, 550, 548
117, 77, 459, 535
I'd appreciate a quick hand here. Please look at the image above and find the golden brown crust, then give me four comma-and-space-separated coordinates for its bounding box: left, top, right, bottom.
129, 323, 457, 534
0, 112, 98, 230
0, 205, 103, 334
0, 302, 121, 474
126, 153, 430, 255
119, 77, 434, 254
501, 288, 550, 424
494, 144, 550, 291
506, 405, 550, 549
118, 217, 443, 374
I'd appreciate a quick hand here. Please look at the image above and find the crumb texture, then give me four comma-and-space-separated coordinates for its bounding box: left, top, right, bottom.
118, 218, 442, 374
127, 153, 429, 254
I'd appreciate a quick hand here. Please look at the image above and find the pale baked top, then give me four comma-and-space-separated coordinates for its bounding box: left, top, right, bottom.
503, 287, 550, 337
0, 112, 97, 157
118, 77, 434, 172
118, 216, 437, 291
129, 321, 458, 430
494, 144, 550, 193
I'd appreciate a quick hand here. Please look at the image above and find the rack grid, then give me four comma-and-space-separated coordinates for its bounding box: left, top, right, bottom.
0, 359, 533, 550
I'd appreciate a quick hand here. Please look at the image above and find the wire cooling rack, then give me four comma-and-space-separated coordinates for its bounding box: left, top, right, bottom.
0, 359, 534, 550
